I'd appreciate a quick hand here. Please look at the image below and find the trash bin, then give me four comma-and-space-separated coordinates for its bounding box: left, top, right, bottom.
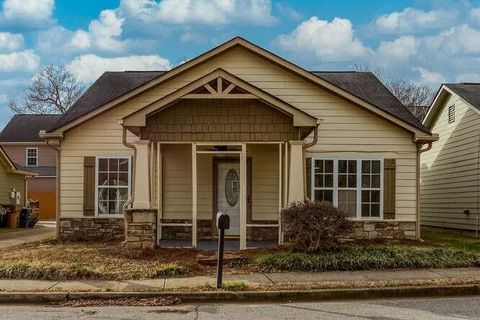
0, 206, 6, 228
19, 208, 30, 228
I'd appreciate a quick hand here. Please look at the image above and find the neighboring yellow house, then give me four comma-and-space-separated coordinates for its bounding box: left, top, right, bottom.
0, 147, 34, 205
421, 83, 480, 231
41, 37, 437, 249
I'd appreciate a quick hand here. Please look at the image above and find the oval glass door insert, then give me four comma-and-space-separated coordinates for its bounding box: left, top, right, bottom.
225, 169, 239, 207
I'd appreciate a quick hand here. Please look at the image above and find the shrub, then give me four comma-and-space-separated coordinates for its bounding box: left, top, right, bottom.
253, 245, 480, 272
221, 280, 247, 291
282, 201, 353, 252
150, 263, 185, 278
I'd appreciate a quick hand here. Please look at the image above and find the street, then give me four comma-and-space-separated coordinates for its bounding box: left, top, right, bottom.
0, 296, 479, 319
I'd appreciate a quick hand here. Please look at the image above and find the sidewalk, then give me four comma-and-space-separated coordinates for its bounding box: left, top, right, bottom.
0, 268, 479, 292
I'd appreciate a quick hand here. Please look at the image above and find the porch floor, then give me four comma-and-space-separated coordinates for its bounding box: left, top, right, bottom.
158, 239, 277, 251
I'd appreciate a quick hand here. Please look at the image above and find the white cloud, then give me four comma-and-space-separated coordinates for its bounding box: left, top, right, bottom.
87, 9, 125, 51
415, 67, 446, 87
1, 0, 54, 29
277, 17, 371, 62
119, 0, 275, 26
0, 50, 39, 72
70, 30, 91, 50
374, 7, 453, 34
470, 7, 480, 21
424, 24, 480, 55
377, 36, 418, 62
0, 32, 23, 52
67, 54, 171, 83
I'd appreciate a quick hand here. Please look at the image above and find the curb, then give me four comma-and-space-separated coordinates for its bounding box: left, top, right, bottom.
0, 284, 479, 304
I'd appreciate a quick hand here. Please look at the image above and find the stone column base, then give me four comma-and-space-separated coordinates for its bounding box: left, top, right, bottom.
124, 209, 157, 249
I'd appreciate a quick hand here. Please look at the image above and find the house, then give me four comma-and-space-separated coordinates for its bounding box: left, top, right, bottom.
421, 83, 480, 231
40, 37, 437, 249
0, 146, 34, 205
0, 115, 61, 220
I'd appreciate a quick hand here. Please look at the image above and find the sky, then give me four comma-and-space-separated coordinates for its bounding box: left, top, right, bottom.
1, 0, 480, 129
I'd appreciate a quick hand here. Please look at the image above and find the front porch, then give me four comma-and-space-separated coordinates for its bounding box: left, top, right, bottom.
122, 70, 318, 250
127, 141, 304, 250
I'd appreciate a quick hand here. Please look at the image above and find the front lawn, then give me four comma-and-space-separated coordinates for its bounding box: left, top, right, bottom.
0, 234, 479, 281
0, 240, 196, 280
422, 227, 480, 252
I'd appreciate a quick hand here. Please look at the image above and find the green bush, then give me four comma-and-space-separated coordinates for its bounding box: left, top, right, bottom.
282, 201, 353, 252
254, 245, 480, 272
150, 263, 185, 278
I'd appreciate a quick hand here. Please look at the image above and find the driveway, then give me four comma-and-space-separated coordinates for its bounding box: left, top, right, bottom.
0, 225, 55, 249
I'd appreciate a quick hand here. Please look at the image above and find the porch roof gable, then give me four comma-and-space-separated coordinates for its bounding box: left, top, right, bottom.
122, 69, 318, 128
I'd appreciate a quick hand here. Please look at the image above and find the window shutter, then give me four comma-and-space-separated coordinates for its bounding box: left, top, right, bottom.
383, 158, 396, 219
306, 157, 312, 200
83, 157, 96, 216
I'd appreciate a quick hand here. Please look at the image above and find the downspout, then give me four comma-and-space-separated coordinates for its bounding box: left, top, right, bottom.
416, 141, 433, 240
122, 126, 136, 210
302, 121, 321, 201
45, 139, 61, 239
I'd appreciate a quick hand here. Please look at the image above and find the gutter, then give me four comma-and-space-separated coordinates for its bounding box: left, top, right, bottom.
302, 120, 321, 201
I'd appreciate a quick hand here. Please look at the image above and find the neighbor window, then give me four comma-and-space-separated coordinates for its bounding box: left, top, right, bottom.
312, 158, 383, 219
96, 157, 131, 215
448, 105, 455, 123
26, 148, 38, 167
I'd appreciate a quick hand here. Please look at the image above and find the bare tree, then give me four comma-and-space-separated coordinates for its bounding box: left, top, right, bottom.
353, 63, 435, 120
8, 65, 84, 114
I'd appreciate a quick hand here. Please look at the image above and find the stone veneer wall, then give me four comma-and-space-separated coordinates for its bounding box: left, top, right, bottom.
283, 221, 417, 242
124, 209, 157, 249
345, 221, 417, 240
59, 217, 125, 240
161, 219, 279, 241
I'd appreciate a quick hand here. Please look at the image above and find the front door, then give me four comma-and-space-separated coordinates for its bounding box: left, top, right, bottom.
216, 161, 241, 236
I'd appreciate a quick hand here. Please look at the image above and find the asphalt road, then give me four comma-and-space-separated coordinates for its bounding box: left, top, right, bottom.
1, 296, 479, 319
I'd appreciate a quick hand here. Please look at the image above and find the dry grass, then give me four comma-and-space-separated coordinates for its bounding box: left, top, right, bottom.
0, 239, 200, 280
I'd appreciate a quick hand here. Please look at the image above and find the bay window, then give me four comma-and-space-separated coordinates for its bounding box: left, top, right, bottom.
312, 158, 383, 219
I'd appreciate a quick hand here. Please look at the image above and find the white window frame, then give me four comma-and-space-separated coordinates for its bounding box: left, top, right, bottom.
94, 156, 132, 217
311, 158, 384, 220
25, 147, 38, 167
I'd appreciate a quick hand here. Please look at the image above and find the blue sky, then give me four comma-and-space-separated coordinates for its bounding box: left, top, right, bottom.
1, 0, 480, 129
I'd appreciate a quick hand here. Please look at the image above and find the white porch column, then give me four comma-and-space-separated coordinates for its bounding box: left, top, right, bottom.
133, 140, 151, 209
288, 140, 305, 203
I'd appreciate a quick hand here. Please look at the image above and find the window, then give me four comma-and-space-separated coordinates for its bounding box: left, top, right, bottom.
312, 158, 383, 219
26, 148, 38, 167
96, 157, 131, 215
448, 105, 455, 123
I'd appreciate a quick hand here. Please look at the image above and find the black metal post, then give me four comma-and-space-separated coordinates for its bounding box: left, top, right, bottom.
216, 227, 225, 289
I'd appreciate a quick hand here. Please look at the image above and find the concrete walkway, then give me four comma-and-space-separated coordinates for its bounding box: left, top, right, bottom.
0, 268, 479, 292
0, 226, 55, 249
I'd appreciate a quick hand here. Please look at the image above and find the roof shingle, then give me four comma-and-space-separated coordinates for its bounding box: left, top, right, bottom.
0, 114, 62, 142
48, 70, 429, 134
445, 83, 480, 110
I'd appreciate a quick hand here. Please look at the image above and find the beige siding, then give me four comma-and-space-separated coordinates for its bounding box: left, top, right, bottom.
59, 46, 418, 221
1, 145, 56, 168
0, 162, 25, 204
421, 93, 480, 230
